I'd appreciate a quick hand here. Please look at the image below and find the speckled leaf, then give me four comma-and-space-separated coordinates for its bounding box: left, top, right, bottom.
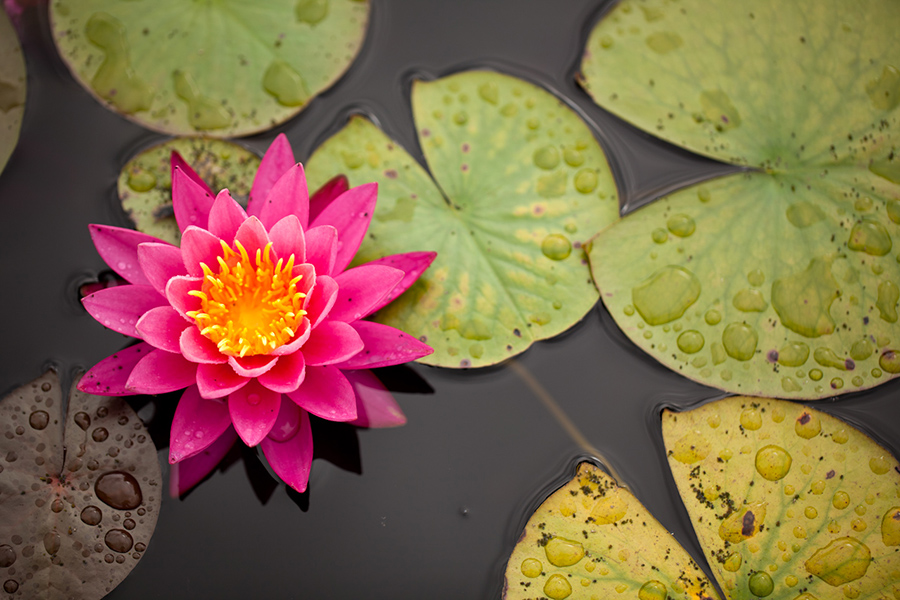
503, 462, 720, 600
306, 71, 619, 368
0, 8, 26, 176
663, 396, 900, 600
583, 0, 900, 398
50, 0, 368, 136
0, 371, 162, 599
118, 137, 260, 245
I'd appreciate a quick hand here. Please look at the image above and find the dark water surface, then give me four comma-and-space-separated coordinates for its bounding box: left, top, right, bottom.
1, 1, 898, 599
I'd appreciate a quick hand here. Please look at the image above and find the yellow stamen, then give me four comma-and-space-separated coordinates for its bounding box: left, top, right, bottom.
188, 240, 306, 357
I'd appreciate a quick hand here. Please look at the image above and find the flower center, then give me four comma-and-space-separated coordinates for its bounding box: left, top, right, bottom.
186, 240, 306, 357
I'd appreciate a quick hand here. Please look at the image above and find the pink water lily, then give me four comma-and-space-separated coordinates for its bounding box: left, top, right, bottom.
79, 135, 434, 494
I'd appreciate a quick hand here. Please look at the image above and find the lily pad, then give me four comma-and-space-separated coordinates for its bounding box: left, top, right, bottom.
582, 0, 900, 398
0, 7, 26, 176
663, 396, 900, 599
306, 71, 619, 368
118, 137, 260, 245
50, 0, 369, 136
503, 462, 720, 600
0, 371, 161, 599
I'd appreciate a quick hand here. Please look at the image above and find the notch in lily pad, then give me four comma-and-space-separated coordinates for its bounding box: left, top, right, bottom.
306, 70, 620, 368
50, 0, 369, 136
581, 0, 900, 398
0, 371, 161, 599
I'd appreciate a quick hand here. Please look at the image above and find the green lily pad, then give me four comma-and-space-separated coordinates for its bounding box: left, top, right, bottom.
0, 371, 161, 599
0, 8, 26, 176
503, 462, 720, 600
663, 396, 900, 599
582, 0, 900, 398
118, 137, 260, 245
306, 71, 619, 368
50, 0, 368, 136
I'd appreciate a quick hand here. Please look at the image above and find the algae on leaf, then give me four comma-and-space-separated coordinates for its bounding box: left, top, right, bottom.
50, 0, 368, 136
0, 371, 161, 600
306, 71, 619, 368
582, 0, 900, 398
118, 138, 260, 245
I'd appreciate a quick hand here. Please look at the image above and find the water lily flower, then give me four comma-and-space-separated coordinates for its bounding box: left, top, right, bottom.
79, 135, 434, 494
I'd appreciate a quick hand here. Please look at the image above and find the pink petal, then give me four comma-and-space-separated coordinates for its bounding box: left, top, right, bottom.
304, 225, 337, 276
309, 175, 349, 223
173, 166, 216, 233
166, 276, 203, 320
271, 317, 312, 356
169, 385, 232, 462
77, 342, 153, 396
126, 349, 198, 394
82, 284, 167, 338
258, 350, 306, 394
260, 409, 312, 493
310, 183, 378, 274
228, 380, 280, 447
258, 163, 309, 230
228, 354, 278, 378
196, 363, 249, 399
268, 215, 306, 264
267, 396, 303, 442
294, 262, 317, 299
363, 251, 437, 313
181, 226, 224, 277
207, 189, 248, 242
303, 275, 338, 328
248, 134, 294, 218
330, 264, 404, 323
138, 242, 188, 296
234, 216, 271, 257
171, 151, 214, 195
180, 326, 227, 364
335, 321, 433, 369
89, 224, 162, 286
287, 365, 356, 421
302, 321, 364, 366
169, 426, 237, 497
136, 306, 189, 353
345, 370, 407, 428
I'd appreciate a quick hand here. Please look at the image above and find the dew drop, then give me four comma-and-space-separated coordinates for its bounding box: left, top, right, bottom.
50, 499, 64, 513
563, 147, 584, 167
477, 82, 498, 105
637, 580, 667, 600
541, 234, 571, 261
704, 309, 721, 325
81, 505, 103, 526
573, 168, 598, 193
631, 265, 701, 326
104, 529, 134, 553
848, 219, 892, 256
126, 168, 156, 192
795, 411, 821, 439
676, 330, 704, 354
651, 228, 668, 243
646, 31, 683, 54
869, 455, 891, 475
786, 201, 825, 228
733, 289, 767, 312
666, 214, 695, 237
42, 531, 60, 555
723, 552, 742, 572
879, 349, 900, 373
533, 146, 560, 170
755, 445, 792, 481
3, 580, 17, 593
28, 410, 49, 430
92, 427, 109, 442
670, 430, 711, 463
295, 0, 328, 25
589, 488, 628, 524
0, 545, 15, 568
95, 471, 142, 510
722, 322, 757, 361
543, 573, 572, 600
881, 507, 900, 546
544, 537, 584, 567
748, 571, 774, 597
864, 64, 900, 111
804, 537, 871, 586
719, 503, 765, 543
849, 339, 874, 361
876, 280, 899, 323
520, 557, 542, 578
776, 341, 809, 367
74, 412, 91, 430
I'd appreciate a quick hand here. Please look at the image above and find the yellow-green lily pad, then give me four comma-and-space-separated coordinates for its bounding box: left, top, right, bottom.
0, 7, 26, 176
118, 137, 260, 245
663, 396, 900, 599
50, 0, 368, 136
582, 0, 900, 398
306, 70, 619, 368
503, 462, 720, 600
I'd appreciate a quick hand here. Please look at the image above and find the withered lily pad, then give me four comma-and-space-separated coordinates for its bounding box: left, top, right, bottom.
503, 462, 720, 600
582, 0, 900, 398
663, 396, 900, 599
0, 371, 161, 599
306, 71, 619, 368
50, 0, 369, 136
0, 8, 26, 176
118, 137, 260, 245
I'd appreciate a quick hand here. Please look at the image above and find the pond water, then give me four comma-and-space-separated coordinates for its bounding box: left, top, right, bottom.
1, 1, 898, 598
